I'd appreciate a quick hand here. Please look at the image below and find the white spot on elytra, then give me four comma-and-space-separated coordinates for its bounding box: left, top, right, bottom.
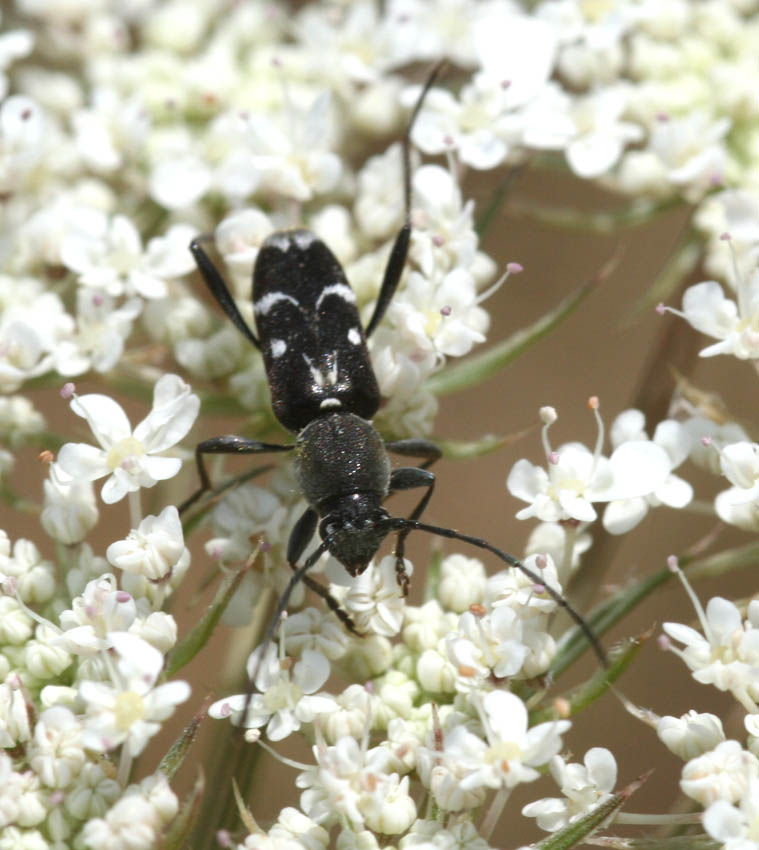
320, 398, 341, 409
254, 291, 299, 316
316, 283, 356, 309
270, 339, 287, 358
347, 327, 361, 345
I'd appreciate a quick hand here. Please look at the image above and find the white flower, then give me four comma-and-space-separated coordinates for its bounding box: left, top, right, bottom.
420, 691, 570, 810
602, 410, 693, 534
408, 164, 479, 277
1, 537, 55, 604
79, 632, 190, 756
564, 86, 643, 178
719, 442, 759, 534
41, 461, 99, 545
72, 87, 149, 173
0, 596, 34, 645
683, 415, 749, 475
81, 772, 178, 850
663, 596, 759, 711
508, 404, 671, 525
648, 112, 730, 199
355, 143, 406, 241
522, 747, 617, 832
0, 677, 32, 747
280, 607, 349, 662
232, 91, 342, 202
657, 711, 726, 760
0, 394, 45, 447
63, 760, 120, 821
390, 266, 489, 360
53, 289, 142, 376
57, 574, 136, 656
320, 684, 374, 744
209, 644, 336, 742
681, 740, 759, 806
341, 556, 410, 637
474, 7, 559, 121
298, 734, 414, 833
447, 604, 530, 685
704, 776, 759, 850
399, 819, 491, 850
0, 21, 34, 101
0, 319, 56, 392
107, 505, 189, 583
438, 554, 486, 613
27, 706, 85, 789
214, 206, 275, 295
537, 0, 633, 87
525, 522, 593, 584
407, 76, 511, 171
485, 553, 563, 618
715, 439, 759, 529
0, 95, 47, 194
61, 213, 196, 299
267, 807, 329, 850
667, 274, 759, 360
149, 152, 214, 210
57, 374, 199, 504
403, 599, 457, 653
128, 610, 178, 655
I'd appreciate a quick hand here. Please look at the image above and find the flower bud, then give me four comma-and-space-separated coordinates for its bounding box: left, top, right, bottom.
41, 463, 98, 545
416, 648, 456, 693
657, 711, 725, 760
0, 678, 32, 745
438, 554, 486, 613
26, 625, 72, 679
362, 775, 416, 835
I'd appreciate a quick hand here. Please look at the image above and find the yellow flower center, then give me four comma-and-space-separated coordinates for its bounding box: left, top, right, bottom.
114, 691, 144, 731
106, 436, 144, 471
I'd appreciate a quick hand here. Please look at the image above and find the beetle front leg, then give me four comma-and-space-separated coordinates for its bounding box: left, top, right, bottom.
387, 466, 436, 595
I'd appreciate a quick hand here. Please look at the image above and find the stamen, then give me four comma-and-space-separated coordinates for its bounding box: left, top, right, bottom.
588, 396, 604, 479
667, 555, 714, 644
539, 406, 557, 458
476, 262, 523, 305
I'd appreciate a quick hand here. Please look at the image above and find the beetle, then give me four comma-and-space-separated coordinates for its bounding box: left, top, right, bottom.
181, 64, 606, 667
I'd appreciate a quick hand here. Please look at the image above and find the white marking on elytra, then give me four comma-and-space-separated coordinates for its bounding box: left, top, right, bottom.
270, 339, 287, 358
302, 351, 339, 387
254, 291, 299, 316
316, 283, 357, 310
347, 327, 362, 345
320, 398, 342, 409
264, 229, 317, 252
264, 232, 293, 251
293, 230, 317, 249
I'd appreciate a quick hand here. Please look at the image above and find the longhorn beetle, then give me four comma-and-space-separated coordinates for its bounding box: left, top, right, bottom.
182, 65, 607, 668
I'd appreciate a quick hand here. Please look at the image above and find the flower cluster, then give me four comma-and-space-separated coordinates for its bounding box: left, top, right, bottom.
4, 0, 759, 848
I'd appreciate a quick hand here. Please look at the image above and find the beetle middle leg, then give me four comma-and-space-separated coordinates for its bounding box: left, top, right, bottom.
179, 436, 293, 514
385, 438, 442, 593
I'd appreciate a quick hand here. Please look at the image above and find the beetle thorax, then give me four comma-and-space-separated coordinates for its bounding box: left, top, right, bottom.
293, 412, 391, 511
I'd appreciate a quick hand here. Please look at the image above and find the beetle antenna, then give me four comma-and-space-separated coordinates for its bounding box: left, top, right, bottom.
365, 59, 446, 338
401, 59, 446, 223
383, 517, 608, 668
